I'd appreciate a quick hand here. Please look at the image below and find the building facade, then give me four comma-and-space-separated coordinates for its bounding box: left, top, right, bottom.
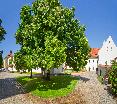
85, 48, 99, 71
85, 36, 117, 73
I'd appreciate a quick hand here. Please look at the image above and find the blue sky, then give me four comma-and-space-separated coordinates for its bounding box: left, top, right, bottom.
0, 0, 117, 58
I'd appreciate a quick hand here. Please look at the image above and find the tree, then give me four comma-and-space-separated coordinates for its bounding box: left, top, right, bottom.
14, 51, 27, 72
109, 60, 117, 95
0, 18, 6, 42
15, 0, 90, 80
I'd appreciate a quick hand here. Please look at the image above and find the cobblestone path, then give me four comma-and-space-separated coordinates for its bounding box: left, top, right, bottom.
0, 71, 116, 104
75, 71, 117, 104
0, 72, 34, 104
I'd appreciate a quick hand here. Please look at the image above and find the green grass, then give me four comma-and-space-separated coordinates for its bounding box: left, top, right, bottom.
64, 69, 73, 74
97, 76, 103, 84
16, 75, 79, 98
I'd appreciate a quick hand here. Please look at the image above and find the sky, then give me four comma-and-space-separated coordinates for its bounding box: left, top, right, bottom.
0, 0, 117, 58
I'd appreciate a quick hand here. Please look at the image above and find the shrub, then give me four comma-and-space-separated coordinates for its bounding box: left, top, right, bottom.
109, 60, 117, 95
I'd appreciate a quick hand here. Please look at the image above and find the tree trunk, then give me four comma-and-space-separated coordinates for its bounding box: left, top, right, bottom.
46, 70, 50, 81
30, 69, 32, 78
41, 67, 46, 79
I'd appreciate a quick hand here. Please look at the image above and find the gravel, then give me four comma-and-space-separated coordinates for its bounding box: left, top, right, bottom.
0, 71, 116, 104
76, 71, 117, 104
0, 72, 34, 104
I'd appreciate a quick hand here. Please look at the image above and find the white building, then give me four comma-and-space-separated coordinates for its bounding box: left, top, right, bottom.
98, 36, 117, 65
3, 51, 41, 73
85, 48, 99, 71
85, 36, 117, 72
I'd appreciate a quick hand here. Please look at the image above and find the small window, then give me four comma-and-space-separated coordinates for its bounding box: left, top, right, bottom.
89, 67, 90, 71
93, 60, 94, 62
109, 41, 110, 43
89, 60, 90, 63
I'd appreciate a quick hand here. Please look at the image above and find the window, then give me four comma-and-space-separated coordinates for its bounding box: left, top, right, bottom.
111, 47, 112, 51
109, 41, 110, 43
89, 60, 90, 63
93, 60, 94, 62
89, 67, 90, 71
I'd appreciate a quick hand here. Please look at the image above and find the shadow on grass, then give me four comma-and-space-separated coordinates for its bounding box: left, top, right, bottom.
17, 75, 79, 93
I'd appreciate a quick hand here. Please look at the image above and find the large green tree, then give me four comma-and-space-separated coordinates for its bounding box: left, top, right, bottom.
15, 0, 90, 80
0, 19, 6, 68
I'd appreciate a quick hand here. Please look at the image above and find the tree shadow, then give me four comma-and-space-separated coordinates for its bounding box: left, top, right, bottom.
0, 74, 79, 100
18, 75, 79, 93
71, 74, 90, 83
104, 85, 117, 99
0, 78, 25, 100
79, 76, 90, 82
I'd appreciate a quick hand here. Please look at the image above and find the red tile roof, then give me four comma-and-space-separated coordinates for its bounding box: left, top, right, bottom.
90, 48, 100, 58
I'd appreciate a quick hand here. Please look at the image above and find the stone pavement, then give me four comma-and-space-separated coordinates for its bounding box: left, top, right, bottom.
0, 71, 116, 104
0, 72, 34, 104
74, 71, 117, 104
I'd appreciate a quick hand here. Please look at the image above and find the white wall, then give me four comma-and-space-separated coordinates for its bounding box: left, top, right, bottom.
98, 36, 117, 65
85, 58, 98, 71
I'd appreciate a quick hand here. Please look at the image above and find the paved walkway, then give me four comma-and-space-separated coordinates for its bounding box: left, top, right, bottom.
75, 71, 117, 104
0, 72, 34, 104
0, 71, 116, 104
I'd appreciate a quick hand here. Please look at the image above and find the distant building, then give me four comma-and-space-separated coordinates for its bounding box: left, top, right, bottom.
85, 36, 117, 75
85, 48, 100, 71
3, 50, 16, 71
98, 36, 117, 65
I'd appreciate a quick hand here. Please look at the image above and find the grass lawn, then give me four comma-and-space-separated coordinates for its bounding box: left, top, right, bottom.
16, 75, 79, 98
97, 76, 103, 84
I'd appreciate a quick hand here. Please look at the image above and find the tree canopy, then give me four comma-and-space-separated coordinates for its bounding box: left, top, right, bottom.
0, 18, 6, 42
15, 0, 90, 78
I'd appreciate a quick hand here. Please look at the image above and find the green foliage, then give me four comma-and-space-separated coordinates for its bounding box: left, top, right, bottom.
97, 76, 103, 84
0, 53, 3, 68
9, 59, 13, 65
15, 0, 90, 75
109, 60, 117, 95
64, 69, 73, 74
0, 18, 6, 42
14, 51, 27, 71
16, 75, 78, 98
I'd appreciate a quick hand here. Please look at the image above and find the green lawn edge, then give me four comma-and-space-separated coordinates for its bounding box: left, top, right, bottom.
16, 75, 79, 98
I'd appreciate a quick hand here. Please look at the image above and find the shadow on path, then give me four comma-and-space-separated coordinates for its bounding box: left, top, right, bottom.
0, 78, 25, 100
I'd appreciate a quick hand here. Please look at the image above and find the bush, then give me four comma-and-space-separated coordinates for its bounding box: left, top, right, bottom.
109, 60, 117, 95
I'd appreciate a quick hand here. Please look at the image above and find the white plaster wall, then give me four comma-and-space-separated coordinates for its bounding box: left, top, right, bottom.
98, 36, 117, 65
32, 68, 41, 73
53, 63, 65, 74
85, 58, 98, 71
